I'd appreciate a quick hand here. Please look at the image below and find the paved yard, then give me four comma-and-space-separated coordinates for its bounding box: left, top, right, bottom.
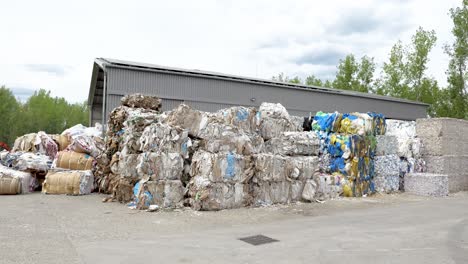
1, 192, 467, 264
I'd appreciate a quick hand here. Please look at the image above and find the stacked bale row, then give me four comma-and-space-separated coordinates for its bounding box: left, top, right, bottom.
416, 118, 468, 193
97, 94, 162, 203
310, 111, 386, 197
384, 120, 425, 190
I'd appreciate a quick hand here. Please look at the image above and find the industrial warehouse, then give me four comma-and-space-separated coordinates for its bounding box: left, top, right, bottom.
88, 58, 428, 126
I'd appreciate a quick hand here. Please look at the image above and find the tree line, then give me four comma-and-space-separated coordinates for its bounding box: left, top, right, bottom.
273, 0, 467, 119
0, 87, 88, 146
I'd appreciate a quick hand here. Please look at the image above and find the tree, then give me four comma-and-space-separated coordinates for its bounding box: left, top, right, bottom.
305, 75, 324, 86
377, 27, 442, 116
333, 54, 359, 91
442, 0, 468, 118
332, 54, 376, 93
289, 76, 302, 84
0, 86, 20, 145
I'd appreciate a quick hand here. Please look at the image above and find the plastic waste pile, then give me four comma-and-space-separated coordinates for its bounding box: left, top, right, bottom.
0, 123, 101, 195
384, 120, 425, 190
310, 111, 386, 197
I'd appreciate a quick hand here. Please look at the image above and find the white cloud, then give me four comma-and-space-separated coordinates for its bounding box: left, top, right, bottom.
0, 0, 461, 103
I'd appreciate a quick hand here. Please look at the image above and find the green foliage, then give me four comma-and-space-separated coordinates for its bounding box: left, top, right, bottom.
305, 75, 324, 86
332, 54, 376, 93
441, 0, 468, 118
0, 87, 89, 146
0, 86, 21, 146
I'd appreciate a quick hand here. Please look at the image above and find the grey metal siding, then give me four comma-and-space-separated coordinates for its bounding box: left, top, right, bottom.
105, 67, 426, 120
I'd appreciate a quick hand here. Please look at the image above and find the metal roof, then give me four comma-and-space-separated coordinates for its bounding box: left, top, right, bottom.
92, 57, 428, 106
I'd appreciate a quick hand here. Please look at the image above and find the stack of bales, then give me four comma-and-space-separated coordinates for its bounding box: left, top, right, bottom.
100, 94, 161, 202
253, 131, 320, 205
415, 118, 468, 193
44, 124, 103, 195
181, 105, 263, 210
385, 120, 425, 190
311, 112, 386, 197
374, 135, 400, 193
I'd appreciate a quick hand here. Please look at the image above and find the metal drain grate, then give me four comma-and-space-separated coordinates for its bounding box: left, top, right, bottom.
239, 235, 279, 246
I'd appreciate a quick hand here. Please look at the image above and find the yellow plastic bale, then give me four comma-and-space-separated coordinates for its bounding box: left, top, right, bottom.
42, 170, 81, 195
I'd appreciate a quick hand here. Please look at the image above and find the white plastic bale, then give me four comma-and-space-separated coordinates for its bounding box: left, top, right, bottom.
259, 102, 290, 119
215, 106, 259, 134
189, 178, 249, 210
289, 115, 305, 132
301, 179, 317, 201
139, 123, 191, 158
264, 132, 320, 156
314, 174, 343, 200
165, 104, 212, 138
137, 152, 184, 181
190, 151, 253, 183
198, 122, 264, 155
254, 154, 318, 182
253, 181, 290, 206
9, 152, 51, 172
145, 180, 185, 208
376, 135, 398, 156
259, 117, 299, 141
385, 120, 419, 158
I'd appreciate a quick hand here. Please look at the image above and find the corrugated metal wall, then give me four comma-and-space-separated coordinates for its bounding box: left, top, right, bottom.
99, 67, 427, 124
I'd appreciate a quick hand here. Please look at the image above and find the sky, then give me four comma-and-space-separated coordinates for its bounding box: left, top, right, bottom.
0, 0, 462, 103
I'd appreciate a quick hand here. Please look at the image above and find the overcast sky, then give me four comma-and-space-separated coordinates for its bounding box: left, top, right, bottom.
0, 0, 461, 103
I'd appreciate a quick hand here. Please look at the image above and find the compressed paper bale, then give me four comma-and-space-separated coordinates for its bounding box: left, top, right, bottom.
121, 93, 162, 110
139, 123, 191, 157
190, 151, 253, 183
374, 174, 399, 193
114, 178, 135, 203
136, 152, 184, 181
0, 165, 32, 194
145, 180, 185, 208
42, 170, 94, 195
376, 135, 398, 156
264, 131, 320, 156
446, 174, 468, 193
314, 174, 343, 200
198, 122, 264, 155
0, 176, 21, 195
416, 118, 468, 139
254, 154, 318, 182
424, 155, 468, 175
253, 181, 291, 206
374, 154, 400, 177
404, 173, 449, 197
385, 120, 417, 158
165, 104, 212, 137
189, 177, 250, 210
216, 106, 259, 134
55, 151, 94, 171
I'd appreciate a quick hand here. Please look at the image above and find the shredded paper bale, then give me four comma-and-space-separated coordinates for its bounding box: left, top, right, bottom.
190, 151, 253, 183
137, 152, 184, 181
165, 104, 211, 138
216, 106, 259, 134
